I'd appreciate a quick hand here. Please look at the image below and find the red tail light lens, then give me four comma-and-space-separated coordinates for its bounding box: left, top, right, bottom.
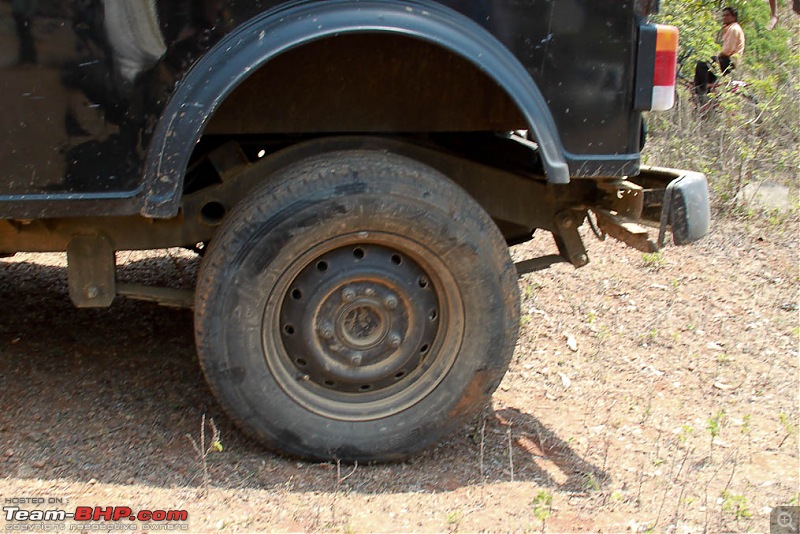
652, 25, 679, 111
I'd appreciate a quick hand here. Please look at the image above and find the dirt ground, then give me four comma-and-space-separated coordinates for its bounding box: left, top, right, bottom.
1, 215, 797, 533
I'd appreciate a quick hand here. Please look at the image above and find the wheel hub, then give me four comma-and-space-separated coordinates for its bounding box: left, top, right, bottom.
278, 244, 440, 394
338, 299, 388, 349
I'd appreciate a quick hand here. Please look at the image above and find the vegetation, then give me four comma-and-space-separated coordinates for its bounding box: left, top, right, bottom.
531, 490, 553, 533
647, 0, 799, 215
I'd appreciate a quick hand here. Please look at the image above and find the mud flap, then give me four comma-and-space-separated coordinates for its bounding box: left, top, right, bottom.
657, 171, 710, 247
625, 166, 710, 247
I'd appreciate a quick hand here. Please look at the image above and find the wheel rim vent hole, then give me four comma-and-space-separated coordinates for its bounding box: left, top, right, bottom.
291, 288, 303, 300
420, 344, 429, 354
353, 248, 365, 260
391, 254, 403, 266
429, 309, 438, 321
317, 261, 328, 272
200, 201, 227, 225
359, 384, 372, 391
296, 358, 307, 367
284, 324, 295, 335
418, 277, 429, 288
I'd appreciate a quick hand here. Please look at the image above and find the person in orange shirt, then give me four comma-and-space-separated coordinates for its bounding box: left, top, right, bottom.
693, 7, 745, 101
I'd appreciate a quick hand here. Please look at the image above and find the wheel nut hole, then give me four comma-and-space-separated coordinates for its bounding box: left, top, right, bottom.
316, 261, 328, 272
418, 277, 429, 288
420, 344, 429, 354
429, 309, 438, 321
291, 288, 303, 300
395, 371, 405, 379
200, 201, 227, 226
359, 384, 372, 391
296, 358, 307, 367
323, 380, 335, 387
353, 248, 365, 259
391, 254, 403, 265
284, 324, 295, 335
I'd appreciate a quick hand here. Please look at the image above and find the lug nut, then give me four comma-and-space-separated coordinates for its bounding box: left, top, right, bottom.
350, 354, 363, 366
342, 288, 356, 302
389, 334, 401, 348
365, 288, 375, 297
384, 296, 398, 310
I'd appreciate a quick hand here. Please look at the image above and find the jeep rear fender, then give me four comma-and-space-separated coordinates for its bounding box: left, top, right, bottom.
141, 0, 570, 218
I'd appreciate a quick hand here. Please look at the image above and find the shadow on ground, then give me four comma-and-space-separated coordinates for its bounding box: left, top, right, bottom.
0, 257, 606, 495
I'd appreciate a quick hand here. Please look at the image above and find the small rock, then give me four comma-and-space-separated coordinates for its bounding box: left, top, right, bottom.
713, 382, 734, 390
558, 372, 572, 388
644, 365, 664, 377
706, 342, 724, 351
88, 478, 97, 485
32, 460, 45, 469
4, 449, 13, 457
736, 181, 793, 212
566, 334, 578, 352
16, 465, 36, 478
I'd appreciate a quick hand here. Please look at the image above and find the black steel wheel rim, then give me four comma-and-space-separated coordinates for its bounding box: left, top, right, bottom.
263, 233, 464, 422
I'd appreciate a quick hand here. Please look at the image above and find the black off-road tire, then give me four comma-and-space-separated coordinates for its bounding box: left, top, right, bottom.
194, 150, 519, 462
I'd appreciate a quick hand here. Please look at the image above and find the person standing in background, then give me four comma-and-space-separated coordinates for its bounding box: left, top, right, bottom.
693, 7, 745, 102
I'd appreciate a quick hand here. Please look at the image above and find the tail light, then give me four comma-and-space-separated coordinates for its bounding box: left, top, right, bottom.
651, 25, 679, 111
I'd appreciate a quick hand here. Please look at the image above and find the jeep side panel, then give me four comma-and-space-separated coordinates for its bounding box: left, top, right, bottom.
0, 0, 647, 219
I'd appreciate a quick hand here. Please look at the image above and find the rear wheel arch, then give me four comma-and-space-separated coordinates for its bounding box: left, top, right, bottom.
142, 0, 569, 218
